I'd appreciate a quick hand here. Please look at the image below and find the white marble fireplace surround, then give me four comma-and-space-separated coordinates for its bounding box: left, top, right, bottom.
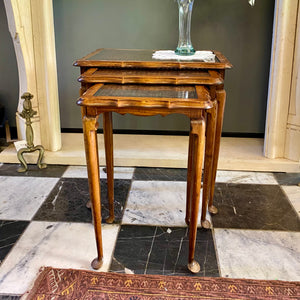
1, 0, 300, 171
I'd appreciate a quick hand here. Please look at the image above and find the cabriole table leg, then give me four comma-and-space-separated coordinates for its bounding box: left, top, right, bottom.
103, 112, 115, 223
82, 114, 104, 270
201, 100, 217, 229
185, 130, 195, 226
209, 89, 226, 215
187, 117, 206, 274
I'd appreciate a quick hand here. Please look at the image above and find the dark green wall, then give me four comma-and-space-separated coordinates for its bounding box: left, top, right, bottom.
1, 0, 275, 134
0, 0, 19, 128
193, 0, 275, 134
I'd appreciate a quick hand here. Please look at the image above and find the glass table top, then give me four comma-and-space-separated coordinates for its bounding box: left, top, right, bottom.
74, 49, 232, 69
87, 49, 217, 63
94, 84, 198, 99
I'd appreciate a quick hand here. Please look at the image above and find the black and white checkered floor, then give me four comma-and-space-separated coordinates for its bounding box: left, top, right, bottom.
0, 163, 299, 299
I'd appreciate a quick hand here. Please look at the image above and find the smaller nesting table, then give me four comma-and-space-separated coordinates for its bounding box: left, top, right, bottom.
74, 49, 232, 273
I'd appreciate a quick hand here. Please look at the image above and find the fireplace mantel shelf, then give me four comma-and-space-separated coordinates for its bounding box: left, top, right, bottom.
0, 134, 299, 173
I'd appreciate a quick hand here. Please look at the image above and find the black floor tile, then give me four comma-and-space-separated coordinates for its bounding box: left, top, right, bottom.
133, 167, 187, 181
110, 225, 219, 277
33, 178, 131, 223
0, 221, 29, 264
273, 172, 300, 186
0, 296, 20, 300
0, 163, 68, 178
211, 183, 300, 231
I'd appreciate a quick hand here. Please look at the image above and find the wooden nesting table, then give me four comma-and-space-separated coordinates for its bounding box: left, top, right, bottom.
74, 49, 232, 273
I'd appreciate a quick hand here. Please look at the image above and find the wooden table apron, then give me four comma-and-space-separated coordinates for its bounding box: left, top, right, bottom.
74, 49, 231, 273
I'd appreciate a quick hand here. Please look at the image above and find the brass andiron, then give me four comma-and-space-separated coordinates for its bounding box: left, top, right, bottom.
17, 92, 47, 172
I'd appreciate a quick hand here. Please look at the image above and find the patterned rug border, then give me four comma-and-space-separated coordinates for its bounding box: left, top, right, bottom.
22, 267, 300, 300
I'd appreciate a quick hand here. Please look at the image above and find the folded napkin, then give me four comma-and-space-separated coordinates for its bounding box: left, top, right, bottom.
152, 50, 215, 62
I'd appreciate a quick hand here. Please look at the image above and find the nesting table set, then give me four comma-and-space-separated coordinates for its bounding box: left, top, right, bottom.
74, 49, 232, 273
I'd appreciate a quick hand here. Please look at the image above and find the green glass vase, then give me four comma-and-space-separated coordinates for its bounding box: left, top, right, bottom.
175, 0, 195, 56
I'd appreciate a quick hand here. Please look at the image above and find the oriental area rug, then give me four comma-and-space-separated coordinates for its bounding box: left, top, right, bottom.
22, 267, 299, 300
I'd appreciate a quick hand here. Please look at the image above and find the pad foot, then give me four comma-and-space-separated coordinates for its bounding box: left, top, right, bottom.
187, 260, 200, 273
201, 219, 211, 229
91, 257, 103, 270
208, 205, 218, 215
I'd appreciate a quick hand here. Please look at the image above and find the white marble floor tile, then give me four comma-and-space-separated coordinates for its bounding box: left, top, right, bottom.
215, 171, 278, 184
0, 221, 119, 295
281, 185, 300, 217
122, 180, 210, 226
214, 229, 300, 281
62, 165, 134, 179
0, 177, 59, 220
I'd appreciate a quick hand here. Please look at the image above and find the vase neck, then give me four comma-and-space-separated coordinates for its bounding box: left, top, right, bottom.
176, 0, 195, 55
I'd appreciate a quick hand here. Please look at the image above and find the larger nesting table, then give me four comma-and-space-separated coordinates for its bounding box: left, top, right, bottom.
74, 49, 232, 273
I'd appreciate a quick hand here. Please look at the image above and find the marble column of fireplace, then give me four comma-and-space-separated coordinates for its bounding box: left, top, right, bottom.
4, 0, 61, 151
264, 0, 300, 162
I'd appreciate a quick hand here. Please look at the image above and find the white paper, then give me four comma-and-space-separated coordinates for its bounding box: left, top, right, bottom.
14, 140, 27, 152
152, 50, 215, 62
